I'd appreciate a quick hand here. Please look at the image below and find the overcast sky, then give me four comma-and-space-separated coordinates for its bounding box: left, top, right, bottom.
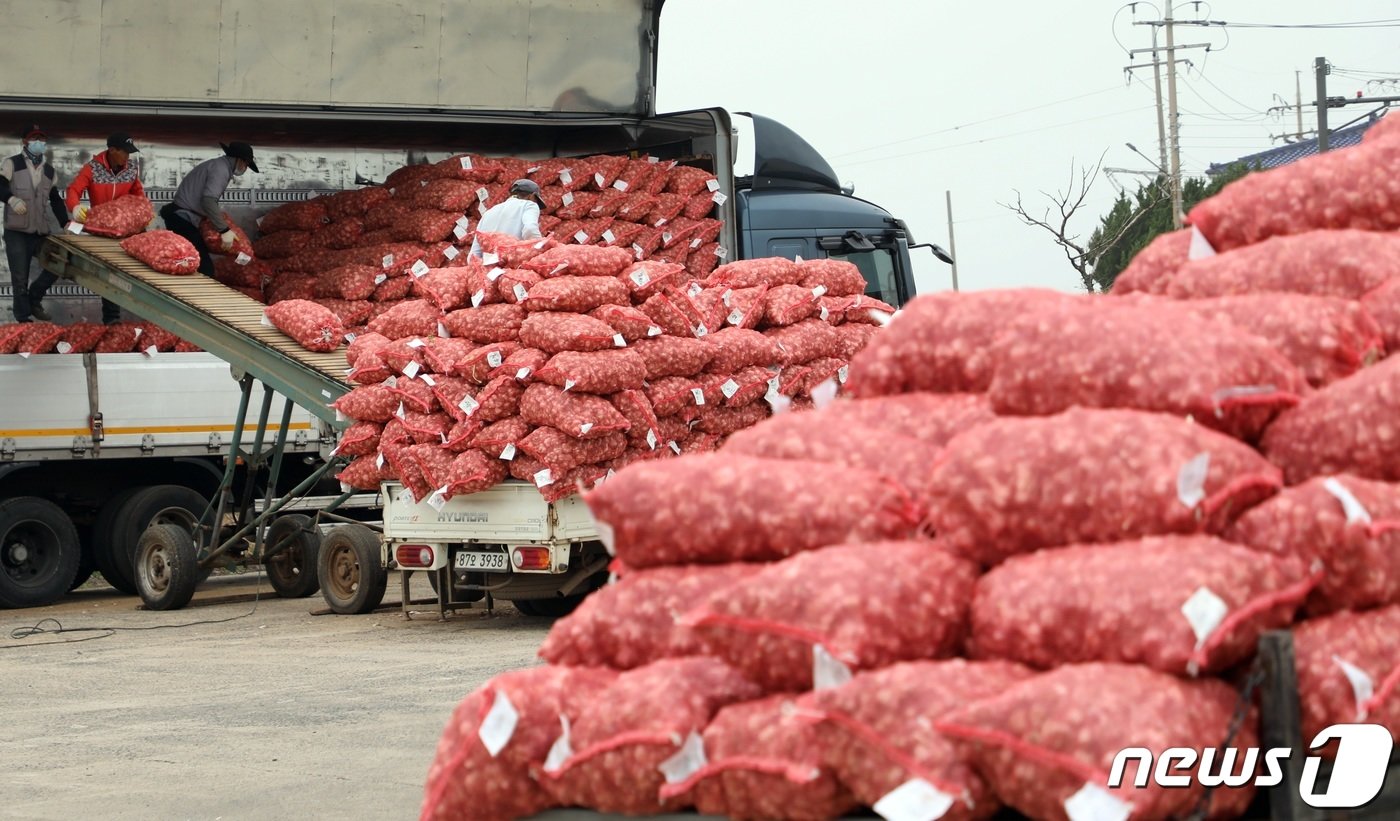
657, 1, 1399, 296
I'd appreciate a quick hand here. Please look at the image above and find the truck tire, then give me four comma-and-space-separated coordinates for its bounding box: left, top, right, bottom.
514, 594, 586, 618
0, 497, 81, 608
114, 485, 208, 575
263, 514, 321, 599
317, 524, 387, 615
92, 488, 141, 594
68, 522, 96, 591
133, 523, 200, 611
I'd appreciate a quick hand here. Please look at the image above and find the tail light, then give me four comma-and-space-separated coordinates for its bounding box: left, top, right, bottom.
395, 544, 434, 568
512, 546, 551, 570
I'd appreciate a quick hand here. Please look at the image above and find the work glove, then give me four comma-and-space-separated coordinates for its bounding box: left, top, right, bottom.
7, 196, 27, 216
220, 229, 237, 252
73, 203, 90, 223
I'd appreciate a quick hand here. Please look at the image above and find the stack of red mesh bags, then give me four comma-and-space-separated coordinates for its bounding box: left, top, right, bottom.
307, 155, 884, 504
420, 123, 1400, 819
0, 321, 201, 355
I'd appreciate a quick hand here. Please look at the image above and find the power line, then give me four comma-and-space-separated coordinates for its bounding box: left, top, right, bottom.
1203, 18, 1400, 29
838, 106, 1155, 168
828, 86, 1126, 159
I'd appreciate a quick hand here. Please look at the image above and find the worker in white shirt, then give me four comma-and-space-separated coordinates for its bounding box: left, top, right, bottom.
469, 179, 542, 258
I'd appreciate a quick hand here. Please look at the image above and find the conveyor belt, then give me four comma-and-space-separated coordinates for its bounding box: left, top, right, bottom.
40, 234, 350, 427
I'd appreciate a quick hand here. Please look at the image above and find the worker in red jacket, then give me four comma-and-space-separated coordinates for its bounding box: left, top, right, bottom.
67, 133, 145, 323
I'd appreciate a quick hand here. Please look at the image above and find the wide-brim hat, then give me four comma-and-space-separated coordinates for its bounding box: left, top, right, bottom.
220, 141, 260, 173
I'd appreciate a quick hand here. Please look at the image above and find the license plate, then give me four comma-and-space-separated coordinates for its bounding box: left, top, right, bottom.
455, 550, 509, 572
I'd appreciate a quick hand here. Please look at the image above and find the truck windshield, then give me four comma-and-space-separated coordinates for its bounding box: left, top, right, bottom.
828, 247, 901, 305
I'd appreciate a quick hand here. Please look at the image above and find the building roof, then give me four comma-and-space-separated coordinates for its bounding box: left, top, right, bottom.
1206, 115, 1384, 176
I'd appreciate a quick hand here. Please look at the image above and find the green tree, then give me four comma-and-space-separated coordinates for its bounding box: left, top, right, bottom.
1090, 162, 1254, 292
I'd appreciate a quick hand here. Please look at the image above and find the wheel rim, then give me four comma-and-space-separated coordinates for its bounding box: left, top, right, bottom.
325, 543, 361, 601
138, 539, 174, 596
1, 520, 61, 590
267, 546, 307, 586
150, 505, 200, 539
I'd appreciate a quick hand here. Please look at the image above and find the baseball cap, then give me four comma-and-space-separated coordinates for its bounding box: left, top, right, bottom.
107, 132, 140, 153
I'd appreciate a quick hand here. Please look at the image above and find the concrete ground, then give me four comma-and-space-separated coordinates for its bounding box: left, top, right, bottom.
0, 572, 551, 820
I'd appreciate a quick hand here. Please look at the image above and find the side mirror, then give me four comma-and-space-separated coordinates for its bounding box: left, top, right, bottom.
910, 242, 954, 265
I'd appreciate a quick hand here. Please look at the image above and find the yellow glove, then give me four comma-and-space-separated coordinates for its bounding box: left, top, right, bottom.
73, 203, 90, 223
220, 230, 237, 252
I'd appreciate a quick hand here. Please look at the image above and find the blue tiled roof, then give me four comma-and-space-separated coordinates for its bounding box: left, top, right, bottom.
1206, 116, 1385, 175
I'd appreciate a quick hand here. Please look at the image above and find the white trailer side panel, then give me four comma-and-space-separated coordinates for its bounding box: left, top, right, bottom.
0, 353, 321, 460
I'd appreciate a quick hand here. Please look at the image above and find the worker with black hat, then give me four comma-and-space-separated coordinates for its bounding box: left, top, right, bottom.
1, 125, 69, 322
67, 132, 147, 323
161, 141, 259, 277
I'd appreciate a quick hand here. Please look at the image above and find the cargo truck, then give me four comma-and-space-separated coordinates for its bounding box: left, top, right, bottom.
0, 0, 947, 612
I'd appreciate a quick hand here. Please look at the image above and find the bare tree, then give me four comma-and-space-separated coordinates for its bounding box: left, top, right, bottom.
1001, 150, 1165, 292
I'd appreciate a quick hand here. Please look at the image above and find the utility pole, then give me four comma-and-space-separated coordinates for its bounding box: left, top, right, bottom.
1295, 71, 1305, 141
1315, 56, 1331, 152
1150, 25, 1169, 175
945, 190, 959, 292
1163, 3, 1183, 228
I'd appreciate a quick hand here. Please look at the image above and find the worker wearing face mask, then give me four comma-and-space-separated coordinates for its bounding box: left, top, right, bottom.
161, 141, 259, 276
1, 125, 70, 322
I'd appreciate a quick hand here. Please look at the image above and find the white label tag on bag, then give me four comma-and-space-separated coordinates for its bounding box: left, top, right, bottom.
630, 268, 651, 287
471, 289, 486, 308
812, 285, 828, 298
693, 324, 708, 338
515, 367, 532, 381
658, 731, 708, 785
455, 214, 472, 229
261, 312, 273, 327
235, 251, 252, 265
706, 178, 721, 192
382, 253, 394, 269
721, 379, 740, 399
647, 325, 662, 337
421, 374, 436, 386
534, 468, 554, 487
728, 309, 745, 326
572, 230, 589, 245
813, 644, 853, 690
486, 267, 504, 282
481, 251, 500, 267
374, 273, 388, 285
406, 338, 426, 349
579, 422, 594, 435
559, 168, 573, 185
1064, 783, 1132, 821
613, 333, 626, 348
395, 402, 407, 419
561, 192, 575, 207
563, 379, 576, 392
613, 179, 629, 192
376, 451, 385, 470
837, 365, 849, 384
512, 283, 528, 301
873, 779, 956, 821
646, 429, 658, 450
631, 242, 645, 260
444, 245, 460, 261
410, 259, 430, 277
669, 440, 682, 455
475, 186, 490, 203
458, 395, 479, 416
459, 156, 473, 171
66, 221, 84, 234
477, 690, 519, 757
426, 487, 448, 512
594, 172, 606, 188
453, 224, 469, 241
691, 388, 706, 406
549, 263, 569, 277
1323, 477, 1373, 525
1181, 586, 1229, 646
486, 350, 504, 368
602, 229, 616, 244
721, 289, 734, 307
712, 191, 728, 206
438, 321, 450, 338
662, 231, 673, 246
715, 245, 729, 259
402, 360, 421, 379
55, 341, 72, 354
499, 442, 517, 461
1177, 452, 1210, 508
691, 237, 703, 249
811, 378, 839, 409
1188, 225, 1217, 260
1333, 655, 1376, 719
543, 715, 573, 773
